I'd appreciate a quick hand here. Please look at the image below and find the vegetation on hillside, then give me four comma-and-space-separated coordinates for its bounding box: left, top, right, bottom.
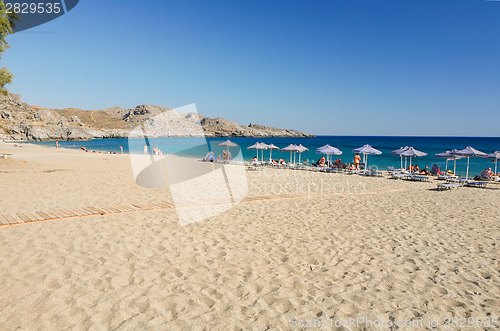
0, 2, 18, 94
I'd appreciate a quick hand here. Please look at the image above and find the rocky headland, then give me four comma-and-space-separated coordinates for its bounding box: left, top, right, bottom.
0, 94, 314, 141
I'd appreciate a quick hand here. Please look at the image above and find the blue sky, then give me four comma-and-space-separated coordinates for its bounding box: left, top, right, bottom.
3, 0, 500, 136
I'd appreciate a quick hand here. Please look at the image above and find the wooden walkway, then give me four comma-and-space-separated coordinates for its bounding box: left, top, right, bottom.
0, 202, 176, 227
0, 188, 406, 227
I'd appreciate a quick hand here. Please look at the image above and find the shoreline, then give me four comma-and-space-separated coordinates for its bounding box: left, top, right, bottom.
20, 137, 500, 178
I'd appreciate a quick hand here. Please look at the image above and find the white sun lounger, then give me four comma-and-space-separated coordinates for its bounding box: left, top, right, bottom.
412, 175, 431, 182
438, 174, 458, 180
404, 174, 430, 181
390, 173, 406, 179
368, 170, 384, 177
437, 183, 462, 190
465, 181, 488, 188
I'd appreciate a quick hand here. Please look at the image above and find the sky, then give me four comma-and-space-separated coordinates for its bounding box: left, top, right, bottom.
3, 0, 500, 136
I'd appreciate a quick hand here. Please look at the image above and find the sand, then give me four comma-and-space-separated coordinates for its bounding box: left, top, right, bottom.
0, 141, 498, 330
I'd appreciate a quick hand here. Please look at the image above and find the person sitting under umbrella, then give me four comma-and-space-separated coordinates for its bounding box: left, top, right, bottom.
315, 155, 326, 167
431, 164, 441, 175
419, 166, 430, 175
481, 168, 493, 180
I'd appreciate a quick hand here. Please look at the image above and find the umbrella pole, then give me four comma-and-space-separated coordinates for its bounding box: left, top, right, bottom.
465, 156, 470, 179
299, 152, 301, 164
400, 155, 403, 169
454, 158, 457, 175
290, 151, 292, 164
445, 159, 448, 171
410, 156, 412, 173
270, 149, 272, 161
496, 159, 498, 174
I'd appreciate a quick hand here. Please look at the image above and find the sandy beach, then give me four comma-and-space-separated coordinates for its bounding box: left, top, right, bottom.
0, 141, 498, 330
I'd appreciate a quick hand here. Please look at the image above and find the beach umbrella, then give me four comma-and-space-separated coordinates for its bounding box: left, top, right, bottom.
280, 144, 300, 164
390, 146, 409, 169
266, 143, 280, 161
352, 144, 382, 170
434, 149, 463, 174
455, 146, 487, 179
296, 144, 309, 164
247, 142, 268, 162
483, 151, 500, 174
218, 139, 238, 160
316, 145, 342, 165
399, 147, 427, 173
316, 144, 332, 152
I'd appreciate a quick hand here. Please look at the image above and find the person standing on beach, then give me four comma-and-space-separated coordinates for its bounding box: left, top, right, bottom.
143, 144, 148, 154
354, 153, 361, 170
55, 141, 60, 149
119, 146, 123, 154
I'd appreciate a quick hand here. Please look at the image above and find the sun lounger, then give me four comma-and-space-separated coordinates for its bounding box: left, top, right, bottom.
438, 175, 458, 180
361, 170, 383, 177
390, 173, 406, 179
447, 178, 470, 184
387, 166, 407, 174
367, 170, 384, 177
412, 175, 430, 181
465, 181, 488, 188
325, 167, 343, 173
437, 183, 462, 190
292, 164, 306, 170
404, 174, 430, 181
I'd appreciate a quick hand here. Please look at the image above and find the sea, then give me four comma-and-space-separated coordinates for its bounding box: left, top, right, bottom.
34, 136, 500, 177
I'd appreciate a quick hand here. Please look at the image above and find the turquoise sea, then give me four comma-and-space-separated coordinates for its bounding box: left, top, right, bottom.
34, 136, 500, 177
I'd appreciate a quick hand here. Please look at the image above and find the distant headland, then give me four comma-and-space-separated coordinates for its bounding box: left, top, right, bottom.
0, 94, 314, 141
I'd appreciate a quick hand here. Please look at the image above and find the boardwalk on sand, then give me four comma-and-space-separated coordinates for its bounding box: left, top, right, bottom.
0, 188, 406, 227
0, 202, 176, 227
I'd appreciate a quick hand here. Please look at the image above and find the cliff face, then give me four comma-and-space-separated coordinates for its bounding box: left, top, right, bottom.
0, 94, 314, 141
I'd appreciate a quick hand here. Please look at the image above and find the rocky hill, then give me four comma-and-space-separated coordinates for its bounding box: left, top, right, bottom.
0, 94, 314, 141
